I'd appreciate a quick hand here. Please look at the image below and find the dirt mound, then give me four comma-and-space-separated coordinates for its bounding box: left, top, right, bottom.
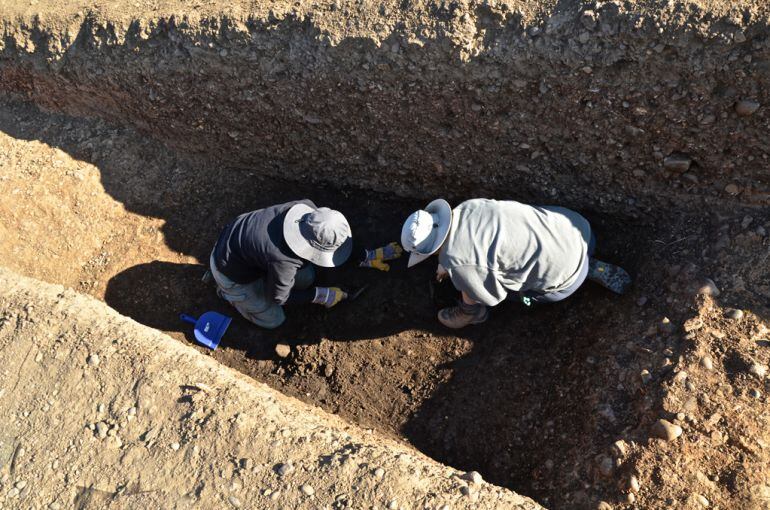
0, 267, 541, 509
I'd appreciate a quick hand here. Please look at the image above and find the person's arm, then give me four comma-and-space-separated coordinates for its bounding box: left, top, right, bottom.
266, 261, 300, 306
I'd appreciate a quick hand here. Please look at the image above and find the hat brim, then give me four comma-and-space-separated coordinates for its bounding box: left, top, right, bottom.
406, 198, 452, 268
283, 203, 353, 268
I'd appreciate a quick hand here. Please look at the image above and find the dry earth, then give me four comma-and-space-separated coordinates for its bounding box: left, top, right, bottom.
2, 0, 770, 509
0, 267, 541, 509
1, 97, 769, 510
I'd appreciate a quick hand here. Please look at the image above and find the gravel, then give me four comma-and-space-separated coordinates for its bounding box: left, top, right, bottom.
300, 484, 315, 496
87, 353, 100, 366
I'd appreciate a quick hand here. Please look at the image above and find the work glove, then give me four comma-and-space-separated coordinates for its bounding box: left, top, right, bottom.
312, 287, 348, 308
360, 242, 404, 271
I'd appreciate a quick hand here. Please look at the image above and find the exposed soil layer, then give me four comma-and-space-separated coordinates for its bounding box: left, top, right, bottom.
2, 98, 769, 509
2, 0, 770, 214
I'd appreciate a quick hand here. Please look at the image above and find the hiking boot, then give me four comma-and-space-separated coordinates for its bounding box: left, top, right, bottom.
588, 258, 632, 295
438, 301, 489, 329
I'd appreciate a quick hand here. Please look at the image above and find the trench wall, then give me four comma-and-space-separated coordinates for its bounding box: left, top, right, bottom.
1, 0, 769, 215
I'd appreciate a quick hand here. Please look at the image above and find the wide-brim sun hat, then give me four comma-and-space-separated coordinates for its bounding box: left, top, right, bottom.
283, 203, 353, 268
401, 198, 452, 268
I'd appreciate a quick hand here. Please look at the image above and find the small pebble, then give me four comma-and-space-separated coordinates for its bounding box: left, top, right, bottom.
597, 501, 613, 510
127, 407, 136, 417
597, 455, 614, 477
695, 493, 710, 507
640, 369, 652, 384
170, 442, 180, 451
373, 467, 385, 478
228, 495, 241, 507
628, 475, 641, 493
663, 154, 691, 172
95, 422, 108, 439
240, 458, 253, 470
693, 278, 720, 296
735, 99, 760, 116
275, 344, 291, 358
749, 363, 768, 379
652, 419, 682, 441
270, 490, 281, 501
465, 471, 483, 484
750, 388, 761, 399
612, 440, 628, 458
49, 503, 61, 510
626, 492, 636, 504
15, 480, 27, 490
87, 354, 100, 366
300, 484, 315, 496
276, 463, 293, 476
387, 499, 398, 509
725, 308, 744, 320
701, 356, 714, 371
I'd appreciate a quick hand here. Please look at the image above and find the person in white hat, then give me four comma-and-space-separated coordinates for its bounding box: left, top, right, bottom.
401, 198, 631, 329
210, 199, 401, 329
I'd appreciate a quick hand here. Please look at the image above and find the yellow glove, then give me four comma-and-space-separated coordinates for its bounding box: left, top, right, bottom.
312, 287, 347, 308
360, 242, 404, 272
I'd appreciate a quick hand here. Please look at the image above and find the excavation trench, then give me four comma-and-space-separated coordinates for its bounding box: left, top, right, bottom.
0, 97, 741, 509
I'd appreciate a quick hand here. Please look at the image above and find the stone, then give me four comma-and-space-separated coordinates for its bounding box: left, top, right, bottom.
735, 99, 759, 116
228, 495, 241, 507
652, 419, 682, 441
300, 484, 314, 496
725, 308, 744, 320
87, 353, 100, 366
626, 492, 636, 504
387, 499, 398, 509
725, 183, 741, 195
323, 365, 334, 378
597, 455, 614, 477
15, 480, 27, 490
663, 154, 691, 172
750, 388, 761, 399
95, 421, 108, 439
612, 440, 628, 458
464, 471, 483, 484
373, 467, 385, 478
239, 458, 253, 470
695, 494, 710, 507
701, 356, 714, 371
275, 344, 291, 358
170, 442, 180, 451
628, 475, 641, 493
640, 369, 652, 384
749, 363, 767, 379
275, 463, 293, 476
597, 501, 613, 510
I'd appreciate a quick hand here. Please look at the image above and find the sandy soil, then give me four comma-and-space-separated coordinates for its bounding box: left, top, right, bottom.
2, 97, 769, 509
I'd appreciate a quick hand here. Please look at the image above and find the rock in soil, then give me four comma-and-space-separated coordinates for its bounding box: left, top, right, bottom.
651, 419, 682, 441
275, 344, 291, 358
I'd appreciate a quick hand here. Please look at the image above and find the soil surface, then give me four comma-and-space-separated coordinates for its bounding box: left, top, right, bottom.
2, 97, 770, 509
0, 268, 541, 510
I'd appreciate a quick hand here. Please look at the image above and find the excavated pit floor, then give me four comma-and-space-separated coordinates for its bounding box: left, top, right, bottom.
4, 97, 765, 509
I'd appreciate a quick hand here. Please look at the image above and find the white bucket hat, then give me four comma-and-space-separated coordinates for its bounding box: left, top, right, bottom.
400, 198, 452, 268
283, 203, 353, 267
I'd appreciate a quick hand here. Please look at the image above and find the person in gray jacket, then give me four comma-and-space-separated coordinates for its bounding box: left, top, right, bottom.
211, 199, 402, 329
400, 198, 631, 329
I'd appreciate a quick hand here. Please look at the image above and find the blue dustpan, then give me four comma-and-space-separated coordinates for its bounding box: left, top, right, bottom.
180, 311, 232, 350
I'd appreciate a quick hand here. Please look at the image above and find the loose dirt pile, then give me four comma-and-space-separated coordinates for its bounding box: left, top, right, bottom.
1, 98, 769, 509
0, 267, 541, 509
